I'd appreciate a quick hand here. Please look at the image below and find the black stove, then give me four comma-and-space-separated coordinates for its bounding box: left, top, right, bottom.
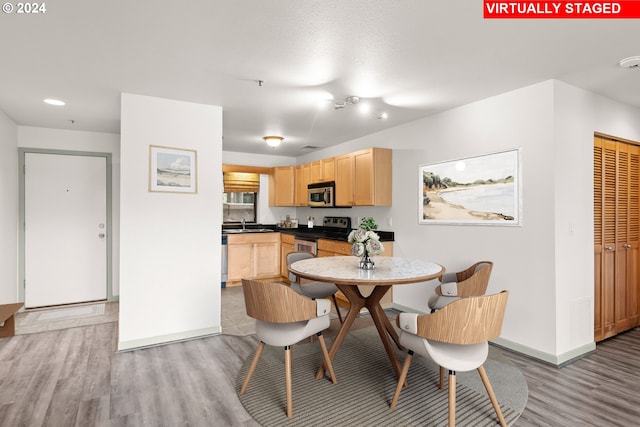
294, 216, 352, 241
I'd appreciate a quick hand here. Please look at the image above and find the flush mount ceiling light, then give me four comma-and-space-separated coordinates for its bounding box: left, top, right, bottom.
334, 95, 360, 110
620, 56, 640, 69
43, 98, 65, 106
263, 135, 284, 147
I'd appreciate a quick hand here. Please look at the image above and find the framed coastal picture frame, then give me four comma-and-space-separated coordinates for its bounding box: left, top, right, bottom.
149, 145, 198, 193
418, 149, 520, 225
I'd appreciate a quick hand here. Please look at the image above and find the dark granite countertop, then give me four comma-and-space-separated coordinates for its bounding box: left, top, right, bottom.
222, 224, 394, 242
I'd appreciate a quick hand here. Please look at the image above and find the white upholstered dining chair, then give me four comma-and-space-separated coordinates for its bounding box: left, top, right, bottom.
239, 278, 337, 419
428, 260, 494, 388
428, 260, 493, 312
390, 291, 509, 427
287, 251, 343, 324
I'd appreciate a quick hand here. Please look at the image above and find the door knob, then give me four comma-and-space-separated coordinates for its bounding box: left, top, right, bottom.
98, 233, 105, 239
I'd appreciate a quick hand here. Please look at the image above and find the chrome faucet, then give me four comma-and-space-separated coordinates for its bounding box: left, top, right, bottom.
241, 218, 246, 230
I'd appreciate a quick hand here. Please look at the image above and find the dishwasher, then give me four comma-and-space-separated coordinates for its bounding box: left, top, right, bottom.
221, 234, 228, 288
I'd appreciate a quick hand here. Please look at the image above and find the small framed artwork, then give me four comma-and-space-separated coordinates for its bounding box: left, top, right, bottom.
419, 149, 520, 225
149, 145, 197, 193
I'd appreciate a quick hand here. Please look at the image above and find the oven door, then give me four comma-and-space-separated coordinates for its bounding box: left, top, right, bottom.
293, 237, 317, 255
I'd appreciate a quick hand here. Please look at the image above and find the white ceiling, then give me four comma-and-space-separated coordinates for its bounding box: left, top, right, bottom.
1, 1, 639, 157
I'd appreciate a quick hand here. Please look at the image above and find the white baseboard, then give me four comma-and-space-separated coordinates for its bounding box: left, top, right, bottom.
117, 326, 222, 352
392, 302, 596, 366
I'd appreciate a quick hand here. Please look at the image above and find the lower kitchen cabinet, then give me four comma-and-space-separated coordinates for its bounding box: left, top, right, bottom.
317, 239, 394, 309
227, 233, 280, 285
280, 233, 295, 279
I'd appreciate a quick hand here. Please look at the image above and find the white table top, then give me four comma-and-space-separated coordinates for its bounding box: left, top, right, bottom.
289, 256, 444, 285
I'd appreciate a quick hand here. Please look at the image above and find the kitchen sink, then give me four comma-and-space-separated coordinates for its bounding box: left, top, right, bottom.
224, 228, 275, 234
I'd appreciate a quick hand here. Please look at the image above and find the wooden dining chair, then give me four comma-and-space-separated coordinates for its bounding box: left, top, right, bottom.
428, 260, 494, 388
287, 251, 343, 324
390, 291, 509, 427
428, 261, 494, 311
239, 278, 337, 419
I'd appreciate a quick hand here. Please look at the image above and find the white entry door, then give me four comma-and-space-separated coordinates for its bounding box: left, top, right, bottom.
24, 152, 107, 308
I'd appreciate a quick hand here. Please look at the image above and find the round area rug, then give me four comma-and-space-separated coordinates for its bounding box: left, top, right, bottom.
237, 326, 527, 426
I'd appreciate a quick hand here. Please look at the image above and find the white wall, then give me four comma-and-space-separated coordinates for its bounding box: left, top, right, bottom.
553, 81, 640, 356
17, 126, 121, 296
0, 111, 18, 303
119, 93, 222, 350
292, 80, 640, 364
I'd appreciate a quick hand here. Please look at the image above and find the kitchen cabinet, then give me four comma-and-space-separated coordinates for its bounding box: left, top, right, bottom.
280, 233, 295, 279
335, 148, 392, 206
269, 166, 295, 206
594, 136, 640, 341
227, 233, 281, 285
317, 239, 394, 308
295, 163, 311, 206
310, 158, 335, 183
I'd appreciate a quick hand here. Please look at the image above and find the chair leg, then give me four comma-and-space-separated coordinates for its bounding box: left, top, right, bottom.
477, 365, 507, 427
448, 370, 456, 427
331, 295, 344, 324
439, 365, 445, 389
316, 332, 337, 384
240, 341, 265, 395
389, 350, 413, 410
285, 346, 293, 418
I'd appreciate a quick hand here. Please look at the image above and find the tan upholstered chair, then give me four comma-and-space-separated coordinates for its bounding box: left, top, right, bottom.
390, 291, 509, 427
239, 278, 337, 419
287, 251, 343, 324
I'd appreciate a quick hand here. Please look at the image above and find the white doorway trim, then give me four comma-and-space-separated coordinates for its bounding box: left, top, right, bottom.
18, 148, 113, 306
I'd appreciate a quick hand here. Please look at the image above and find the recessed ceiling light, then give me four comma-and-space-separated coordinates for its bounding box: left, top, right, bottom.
44, 98, 65, 106
377, 112, 388, 120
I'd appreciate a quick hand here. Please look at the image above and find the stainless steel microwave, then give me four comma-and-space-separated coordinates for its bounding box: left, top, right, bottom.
308, 181, 335, 207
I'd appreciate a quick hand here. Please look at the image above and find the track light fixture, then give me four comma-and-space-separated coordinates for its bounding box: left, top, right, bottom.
334, 95, 360, 110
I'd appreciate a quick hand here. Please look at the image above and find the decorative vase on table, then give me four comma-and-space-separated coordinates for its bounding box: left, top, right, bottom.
348, 217, 384, 270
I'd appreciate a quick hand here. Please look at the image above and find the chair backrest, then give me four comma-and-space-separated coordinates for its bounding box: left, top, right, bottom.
416, 291, 508, 345
242, 278, 318, 323
437, 261, 493, 297
287, 251, 314, 283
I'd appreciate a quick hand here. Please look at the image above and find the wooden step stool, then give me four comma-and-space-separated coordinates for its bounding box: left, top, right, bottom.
0, 303, 24, 338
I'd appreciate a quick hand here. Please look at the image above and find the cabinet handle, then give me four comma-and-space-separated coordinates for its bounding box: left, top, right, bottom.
624, 244, 632, 249
605, 246, 614, 251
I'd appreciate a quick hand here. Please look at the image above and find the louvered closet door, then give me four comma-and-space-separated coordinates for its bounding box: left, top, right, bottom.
595, 137, 617, 340
594, 136, 640, 342
615, 143, 640, 331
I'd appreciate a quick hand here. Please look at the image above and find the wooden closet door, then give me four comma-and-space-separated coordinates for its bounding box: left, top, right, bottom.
594, 136, 640, 342
616, 143, 640, 331
594, 137, 617, 340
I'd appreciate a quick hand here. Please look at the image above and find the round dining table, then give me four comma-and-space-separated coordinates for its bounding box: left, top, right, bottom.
288, 256, 444, 380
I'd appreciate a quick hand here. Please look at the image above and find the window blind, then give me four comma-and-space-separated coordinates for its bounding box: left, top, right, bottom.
223, 172, 260, 193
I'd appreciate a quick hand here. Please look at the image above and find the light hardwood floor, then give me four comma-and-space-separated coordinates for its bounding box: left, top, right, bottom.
1, 290, 640, 426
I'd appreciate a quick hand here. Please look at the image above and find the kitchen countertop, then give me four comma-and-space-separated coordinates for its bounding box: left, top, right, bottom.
222, 224, 394, 242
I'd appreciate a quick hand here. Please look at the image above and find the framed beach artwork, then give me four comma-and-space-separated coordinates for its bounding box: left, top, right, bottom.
149, 145, 198, 193
419, 149, 520, 225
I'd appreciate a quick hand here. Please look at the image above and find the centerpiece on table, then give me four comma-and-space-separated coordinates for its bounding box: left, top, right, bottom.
348, 217, 384, 270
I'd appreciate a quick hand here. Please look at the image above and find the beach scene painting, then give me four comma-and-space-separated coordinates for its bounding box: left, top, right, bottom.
419, 149, 520, 225
149, 145, 197, 193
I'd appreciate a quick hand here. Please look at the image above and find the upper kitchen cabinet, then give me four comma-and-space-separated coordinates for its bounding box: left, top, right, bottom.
335, 148, 392, 206
295, 163, 311, 206
269, 166, 295, 206
310, 157, 335, 183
